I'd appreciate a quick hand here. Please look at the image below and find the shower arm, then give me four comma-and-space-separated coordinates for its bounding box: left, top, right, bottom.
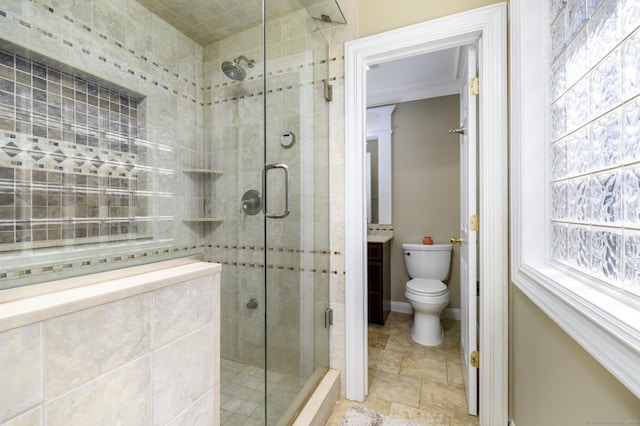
235, 55, 255, 68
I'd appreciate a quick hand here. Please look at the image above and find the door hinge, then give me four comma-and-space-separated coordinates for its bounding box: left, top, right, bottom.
470, 77, 479, 95
470, 350, 480, 368
325, 308, 333, 328
324, 80, 333, 102
470, 214, 479, 231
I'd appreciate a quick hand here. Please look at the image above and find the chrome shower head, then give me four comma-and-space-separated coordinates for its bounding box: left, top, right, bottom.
221, 61, 245, 81
221, 55, 255, 81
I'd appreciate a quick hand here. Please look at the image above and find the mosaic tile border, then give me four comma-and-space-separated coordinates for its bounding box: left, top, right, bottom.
205, 243, 345, 276
0, 244, 202, 282
212, 260, 345, 276
207, 243, 339, 256
0, 132, 140, 177
0, 242, 345, 283
368, 224, 394, 232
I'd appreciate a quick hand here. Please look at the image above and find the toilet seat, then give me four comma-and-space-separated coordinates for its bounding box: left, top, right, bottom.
406, 278, 447, 297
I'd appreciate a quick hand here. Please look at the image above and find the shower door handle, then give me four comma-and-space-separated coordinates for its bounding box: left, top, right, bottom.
263, 163, 290, 219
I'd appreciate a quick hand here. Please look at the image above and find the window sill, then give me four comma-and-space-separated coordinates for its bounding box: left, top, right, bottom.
512, 261, 640, 399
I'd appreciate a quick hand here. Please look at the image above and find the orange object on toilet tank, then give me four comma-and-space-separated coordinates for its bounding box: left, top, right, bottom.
422, 236, 433, 245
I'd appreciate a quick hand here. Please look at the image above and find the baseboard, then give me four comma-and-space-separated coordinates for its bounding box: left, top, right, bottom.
390, 301, 461, 321
390, 301, 413, 314
443, 308, 461, 320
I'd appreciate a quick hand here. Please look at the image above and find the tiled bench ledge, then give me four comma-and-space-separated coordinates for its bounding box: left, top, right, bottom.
0, 256, 219, 332
0, 258, 221, 426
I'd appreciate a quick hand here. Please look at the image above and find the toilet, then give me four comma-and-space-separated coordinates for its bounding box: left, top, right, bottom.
402, 243, 452, 346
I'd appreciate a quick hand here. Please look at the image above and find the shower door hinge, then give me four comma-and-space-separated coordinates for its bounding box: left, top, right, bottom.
470, 77, 480, 95
470, 350, 480, 368
325, 308, 334, 328
470, 214, 479, 232
324, 80, 333, 102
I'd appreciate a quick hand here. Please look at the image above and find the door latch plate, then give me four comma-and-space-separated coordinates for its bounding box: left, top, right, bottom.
325, 308, 333, 328
470, 350, 480, 368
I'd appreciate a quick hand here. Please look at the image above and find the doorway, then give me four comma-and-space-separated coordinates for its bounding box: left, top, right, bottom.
344, 4, 509, 425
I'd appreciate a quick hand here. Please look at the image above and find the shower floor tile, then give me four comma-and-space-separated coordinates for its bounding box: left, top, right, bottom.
221, 359, 264, 425
220, 358, 301, 425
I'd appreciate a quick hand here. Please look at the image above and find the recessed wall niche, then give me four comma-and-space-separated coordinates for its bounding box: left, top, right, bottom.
0, 46, 147, 249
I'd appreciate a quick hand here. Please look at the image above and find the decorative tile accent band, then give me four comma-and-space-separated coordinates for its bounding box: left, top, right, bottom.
368, 224, 394, 232
206, 243, 340, 256
205, 243, 345, 276
212, 260, 345, 276
0, 244, 196, 282
0, 47, 147, 248
0, 243, 345, 283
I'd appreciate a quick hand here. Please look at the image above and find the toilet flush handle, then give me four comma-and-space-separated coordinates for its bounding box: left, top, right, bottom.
450, 237, 463, 244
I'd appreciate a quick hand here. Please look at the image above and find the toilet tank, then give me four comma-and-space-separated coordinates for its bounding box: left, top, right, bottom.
402, 243, 452, 280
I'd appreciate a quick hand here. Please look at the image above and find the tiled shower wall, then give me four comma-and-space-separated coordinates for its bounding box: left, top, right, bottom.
0, 0, 204, 288
322, 0, 358, 398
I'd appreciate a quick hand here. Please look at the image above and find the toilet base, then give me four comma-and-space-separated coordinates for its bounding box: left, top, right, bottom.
410, 311, 444, 346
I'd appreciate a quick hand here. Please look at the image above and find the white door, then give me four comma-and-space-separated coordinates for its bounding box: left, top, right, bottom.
458, 44, 479, 416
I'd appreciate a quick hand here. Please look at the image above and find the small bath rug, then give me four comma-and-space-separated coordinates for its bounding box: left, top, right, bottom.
339, 406, 422, 426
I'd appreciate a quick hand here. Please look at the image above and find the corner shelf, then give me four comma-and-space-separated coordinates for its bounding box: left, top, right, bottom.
182, 217, 224, 223
182, 169, 224, 175
182, 169, 224, 224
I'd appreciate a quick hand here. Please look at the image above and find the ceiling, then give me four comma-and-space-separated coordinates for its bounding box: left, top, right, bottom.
366, 47, 463, 107
136, 0, 287, 45
135, 0, 345, 45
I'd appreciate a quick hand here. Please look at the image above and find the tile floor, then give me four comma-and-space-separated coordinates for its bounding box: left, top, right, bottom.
326, 313, 479, 426
220, 358, 306, 425
220, 359, 265, 425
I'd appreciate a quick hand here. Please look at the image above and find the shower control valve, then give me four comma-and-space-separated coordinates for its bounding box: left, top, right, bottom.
240, 189, 262, 215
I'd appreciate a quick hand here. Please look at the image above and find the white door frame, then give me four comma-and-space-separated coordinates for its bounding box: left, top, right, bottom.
344, 4, 508, 425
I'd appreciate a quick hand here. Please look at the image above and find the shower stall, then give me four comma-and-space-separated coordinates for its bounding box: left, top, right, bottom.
0, 0, 344, 424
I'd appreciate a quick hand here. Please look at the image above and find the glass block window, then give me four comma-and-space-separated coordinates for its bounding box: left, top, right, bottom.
0, 48, 146, 249
549, 0, 640, 291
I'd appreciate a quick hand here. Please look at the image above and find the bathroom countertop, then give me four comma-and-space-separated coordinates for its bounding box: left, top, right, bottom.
367, 234, 393, 243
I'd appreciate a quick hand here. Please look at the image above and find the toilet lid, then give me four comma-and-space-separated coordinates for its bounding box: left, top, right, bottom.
406, 278, 447, 296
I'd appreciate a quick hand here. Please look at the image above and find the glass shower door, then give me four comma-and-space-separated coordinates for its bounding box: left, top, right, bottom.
209, 0, 336, 423
262, 3, 332, 424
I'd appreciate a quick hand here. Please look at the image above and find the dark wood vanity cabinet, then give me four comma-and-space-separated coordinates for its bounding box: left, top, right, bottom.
368, 241, 391, 325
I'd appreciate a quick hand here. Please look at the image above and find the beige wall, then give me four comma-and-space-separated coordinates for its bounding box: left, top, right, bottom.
389, 96, 461, 308
358, 0, 505, 37
510, 288, 640, 424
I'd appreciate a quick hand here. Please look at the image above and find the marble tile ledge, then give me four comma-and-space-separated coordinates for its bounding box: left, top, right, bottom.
367, 235, 394, 243
0, 259, 221, 333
